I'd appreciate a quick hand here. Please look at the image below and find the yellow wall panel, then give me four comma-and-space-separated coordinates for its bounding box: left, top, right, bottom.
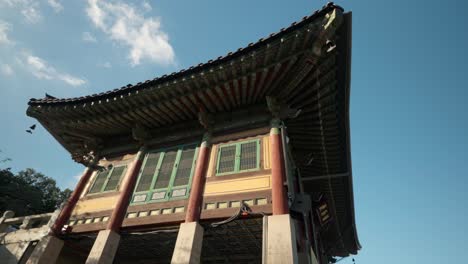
263, 135, 270, 169
72, 195, 119, 215
206, 145, 217, 178
204, 175, 271, 196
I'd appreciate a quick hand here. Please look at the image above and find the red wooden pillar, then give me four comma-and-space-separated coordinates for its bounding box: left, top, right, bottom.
107, 147, 146, 232
185, 133, 211, 223
270, 121, 289, 215
51, 167, 94, 235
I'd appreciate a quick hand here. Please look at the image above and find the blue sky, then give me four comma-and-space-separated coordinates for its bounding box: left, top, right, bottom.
1, 0, 467, 263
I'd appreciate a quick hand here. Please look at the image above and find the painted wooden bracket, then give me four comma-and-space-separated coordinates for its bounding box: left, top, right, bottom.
266, 96, 301, 121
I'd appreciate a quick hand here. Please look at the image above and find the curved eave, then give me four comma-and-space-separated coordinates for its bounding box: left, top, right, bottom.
27, 2, 342, 106
343, 12, 361, 254
287, 12, 359, 256
333, 11, 360, 254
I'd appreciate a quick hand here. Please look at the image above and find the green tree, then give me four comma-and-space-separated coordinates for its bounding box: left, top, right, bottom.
0, 149, 12, 165
58, 188, 73, 206
0, 168, 72, 216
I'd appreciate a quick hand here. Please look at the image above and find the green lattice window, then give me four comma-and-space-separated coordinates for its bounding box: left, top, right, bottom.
88, 165, 127, 194
131, 144, 199, 204
216, 139, 261, 176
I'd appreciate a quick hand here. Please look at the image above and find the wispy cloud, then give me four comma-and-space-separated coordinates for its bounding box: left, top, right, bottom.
0, 20, 14, 45
141, 1, 151, 12
0, 5, 85, 87
47, 0, 63, 13
21, 5, 42, 24
1, 0, 28, 6
82, 31, 97, 43
19, 52, 87, 86
1, 0, 42, 24
1, 64, 14, 76
86, 0, 175, 66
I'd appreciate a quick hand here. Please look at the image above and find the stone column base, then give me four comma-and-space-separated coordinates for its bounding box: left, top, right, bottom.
86, 230, 120, 264
263, 214, 298, 264
171, 222, 204, 264
26, 235, 64, 264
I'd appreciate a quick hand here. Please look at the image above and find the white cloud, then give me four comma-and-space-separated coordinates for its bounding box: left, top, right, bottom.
20, 53, 87, 86
59, 73, 87, 86
86, 0, 175, 66
0, 20, 13, 45
47, 0, 63, 13
82, 31, 97, 43
1, 64, 14, 76
1, 0, 28, 6
21, 6, 42, 24
142, 1, 151, 12
86, 0, 106, 30
1, 0, 42, 24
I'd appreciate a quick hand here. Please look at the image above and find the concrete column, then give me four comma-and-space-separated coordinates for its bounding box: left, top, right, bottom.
171, 132, 211, 264
263, 214, 298, 264
84, 147, 146, 264
85, 230, 120, 264
185, 132, 211, 223
270, 120, 289, 215
26, 235, 64, 264
51, 167, 94, 235
170, 222, 204, 264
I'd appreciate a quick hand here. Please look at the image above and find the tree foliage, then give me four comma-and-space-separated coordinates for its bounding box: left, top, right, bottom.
0, 168, 72, 216
0, 149, 12, 165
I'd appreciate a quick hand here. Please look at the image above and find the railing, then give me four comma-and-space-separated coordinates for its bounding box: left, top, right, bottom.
0, 210, 59, 244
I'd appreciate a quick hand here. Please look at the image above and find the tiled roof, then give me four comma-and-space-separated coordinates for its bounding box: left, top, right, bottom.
28, 2, 342, 105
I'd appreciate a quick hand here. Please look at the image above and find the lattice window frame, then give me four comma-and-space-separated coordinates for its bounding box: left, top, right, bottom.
131, 143, 199, 204
215, 139, 261, 176
87, 165, 127, 195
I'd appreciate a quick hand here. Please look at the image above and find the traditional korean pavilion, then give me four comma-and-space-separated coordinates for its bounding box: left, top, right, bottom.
14, 3, 359, 263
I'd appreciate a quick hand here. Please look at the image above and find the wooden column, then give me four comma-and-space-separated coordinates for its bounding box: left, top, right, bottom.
185, 132, 211, 223
270, 119, 289, 215
86, 147, 146, 264
107, 146, 146, 231
51, 167, 94, 235
172, 132, 210, 264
